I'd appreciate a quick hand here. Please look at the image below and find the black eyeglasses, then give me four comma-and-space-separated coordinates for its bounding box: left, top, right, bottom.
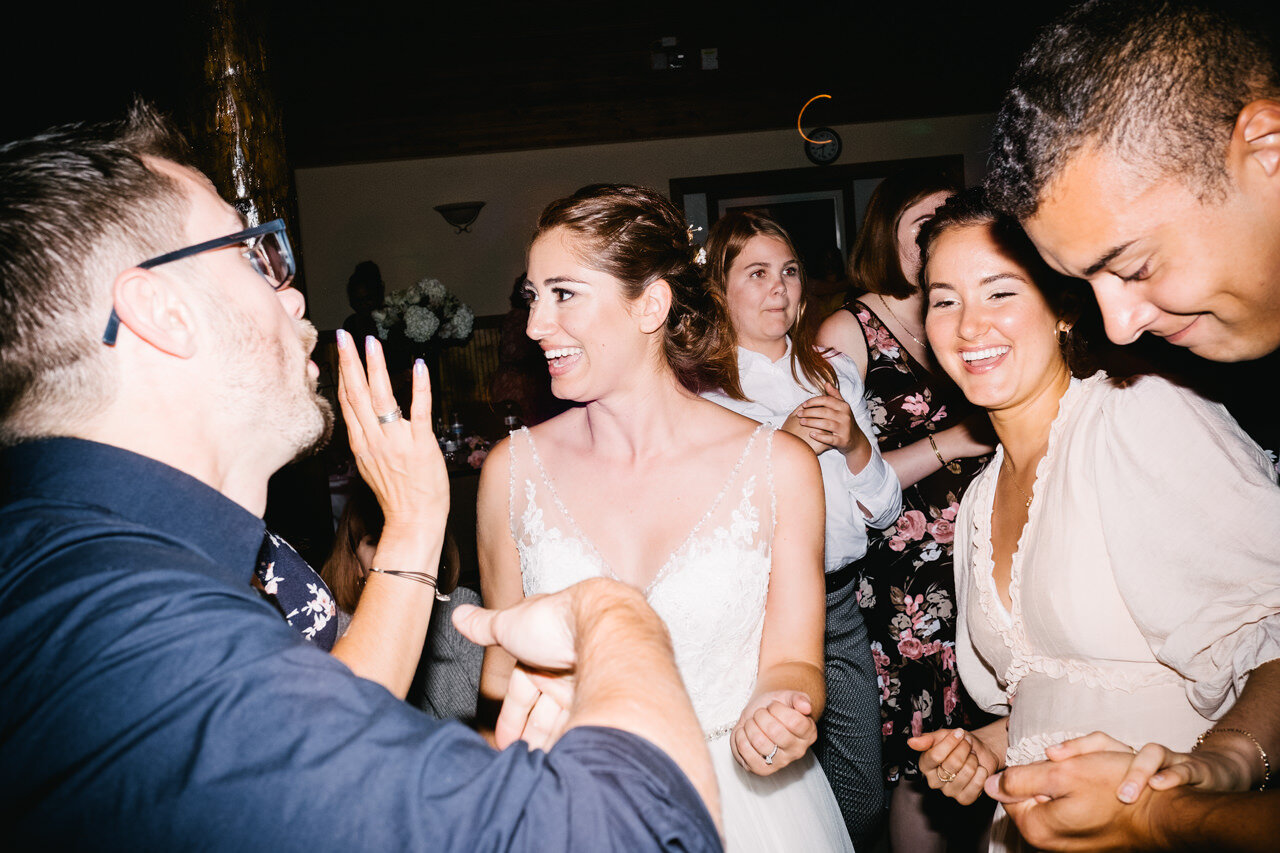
101, 218, 296, 346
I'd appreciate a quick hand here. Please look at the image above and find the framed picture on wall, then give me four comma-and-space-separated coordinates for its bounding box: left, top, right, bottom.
671, 155, 963, 278
718, 190, 848, 281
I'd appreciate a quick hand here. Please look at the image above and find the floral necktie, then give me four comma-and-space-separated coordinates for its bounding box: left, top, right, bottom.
256, 531, 338, 651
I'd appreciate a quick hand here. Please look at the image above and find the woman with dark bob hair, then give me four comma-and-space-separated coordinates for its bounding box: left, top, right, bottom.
700, 210, 902, 847
477, 185, 854, 850
907, 188, 1280, 851
819, 167, 995, 852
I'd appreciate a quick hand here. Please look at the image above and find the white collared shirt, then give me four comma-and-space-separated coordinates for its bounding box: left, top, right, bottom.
704, 339, 902, 572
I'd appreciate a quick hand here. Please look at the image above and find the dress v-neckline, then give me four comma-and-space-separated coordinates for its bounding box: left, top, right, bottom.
523, 423, 767, 595
971, 376, 1088, 636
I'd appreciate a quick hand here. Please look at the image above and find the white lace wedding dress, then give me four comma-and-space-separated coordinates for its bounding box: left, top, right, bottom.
509, 424, 855, 852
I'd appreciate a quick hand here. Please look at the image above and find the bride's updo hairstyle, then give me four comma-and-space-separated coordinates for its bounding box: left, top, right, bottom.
918, 186, 1093, 376
532, 183, 742, 397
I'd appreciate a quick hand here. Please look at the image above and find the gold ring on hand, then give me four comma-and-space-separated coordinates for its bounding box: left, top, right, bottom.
936, 765, 958, 783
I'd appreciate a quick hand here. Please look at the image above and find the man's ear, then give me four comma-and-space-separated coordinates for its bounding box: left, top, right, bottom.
110, 267, 199, 358
1233, 99, 1280, 180
637, 278, 673, 335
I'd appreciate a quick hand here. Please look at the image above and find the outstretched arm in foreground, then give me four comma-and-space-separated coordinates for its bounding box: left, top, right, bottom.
455, 578, 722, 837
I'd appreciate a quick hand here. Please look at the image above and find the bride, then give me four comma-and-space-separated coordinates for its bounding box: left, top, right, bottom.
477, 184, 855, 851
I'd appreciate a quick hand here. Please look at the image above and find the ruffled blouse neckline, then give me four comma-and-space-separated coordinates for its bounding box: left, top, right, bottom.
969, 373, 1101, 657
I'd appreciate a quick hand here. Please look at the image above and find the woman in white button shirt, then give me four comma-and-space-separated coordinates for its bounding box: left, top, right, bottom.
702, 211, 903, 846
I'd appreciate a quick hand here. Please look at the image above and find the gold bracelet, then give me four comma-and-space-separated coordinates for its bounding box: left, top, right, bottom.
369, 566, 450, 602
1193, 727, 1271, 791
928, 434, 948, 468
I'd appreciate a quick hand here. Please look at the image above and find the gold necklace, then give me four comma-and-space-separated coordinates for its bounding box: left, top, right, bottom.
878, 294, 927, 349
1002, 457, 1034, 509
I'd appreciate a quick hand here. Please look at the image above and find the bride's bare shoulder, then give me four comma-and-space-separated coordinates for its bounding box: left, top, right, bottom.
689, 395, 757, 430
769, 429, 823, 486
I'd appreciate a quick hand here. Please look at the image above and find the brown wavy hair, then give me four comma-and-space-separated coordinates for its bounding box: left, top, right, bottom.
918, 187, 1094, 377
532, 184, 741, 397
849, 166, 962, 300
704, 211, 837, 398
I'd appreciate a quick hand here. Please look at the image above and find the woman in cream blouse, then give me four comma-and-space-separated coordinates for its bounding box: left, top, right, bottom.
904, 189, 1280, 851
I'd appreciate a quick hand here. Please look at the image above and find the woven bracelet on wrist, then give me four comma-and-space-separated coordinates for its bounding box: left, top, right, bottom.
368, 567, 450, 602
1193, 727, 1271, 791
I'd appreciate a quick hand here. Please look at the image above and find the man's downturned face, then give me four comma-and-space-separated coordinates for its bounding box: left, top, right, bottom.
1024, 145, 1280, 362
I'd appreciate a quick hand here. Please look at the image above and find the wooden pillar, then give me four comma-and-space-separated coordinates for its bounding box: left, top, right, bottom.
189, 0, 331, 565
191, 0, 306, 297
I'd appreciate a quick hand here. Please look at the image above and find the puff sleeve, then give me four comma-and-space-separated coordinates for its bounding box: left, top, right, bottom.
1089, 376, 1280, 718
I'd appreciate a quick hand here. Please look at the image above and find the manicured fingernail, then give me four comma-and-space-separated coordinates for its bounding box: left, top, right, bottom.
365, 335, 375, 351
1118, 783, 1138, 803
953, 729, 965, 739
414, 358, 425, 377
335, 328, 348, 348
1151, 773, 1165, 785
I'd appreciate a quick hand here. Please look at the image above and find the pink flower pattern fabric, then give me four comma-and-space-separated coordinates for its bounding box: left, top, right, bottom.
848, 303, 993, 784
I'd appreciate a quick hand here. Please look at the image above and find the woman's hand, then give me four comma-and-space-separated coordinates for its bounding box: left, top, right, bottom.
336, 332, 448, 535
1044, 730, 1257, 804
909, 727, 1004, 805
782, 406, 828, 455
729, 690, 818, 776
798, 383, 870, 458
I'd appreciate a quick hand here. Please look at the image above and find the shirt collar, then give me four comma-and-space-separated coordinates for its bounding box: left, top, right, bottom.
2, 437, 266, 588
737, 337, 793, 370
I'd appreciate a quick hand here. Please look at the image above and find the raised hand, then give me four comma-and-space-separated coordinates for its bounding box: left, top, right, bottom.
335, 331, 448, 533
729, 690, 818, 776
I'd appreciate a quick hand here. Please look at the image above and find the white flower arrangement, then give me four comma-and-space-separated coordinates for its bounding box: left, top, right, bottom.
372, 277, 474, 347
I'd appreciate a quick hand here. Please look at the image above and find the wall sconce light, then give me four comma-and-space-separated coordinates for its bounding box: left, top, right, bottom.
434, 202, 485, 234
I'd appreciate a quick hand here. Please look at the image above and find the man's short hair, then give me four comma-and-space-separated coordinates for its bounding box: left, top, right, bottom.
0, 102, 192, 446
986, 0, 1280, 219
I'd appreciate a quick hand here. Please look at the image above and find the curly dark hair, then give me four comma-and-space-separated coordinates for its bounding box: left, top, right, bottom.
531, 183, 741, 397
986, 0, 1280, 218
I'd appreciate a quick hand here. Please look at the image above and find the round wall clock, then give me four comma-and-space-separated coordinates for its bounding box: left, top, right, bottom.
804, 127, 842, 166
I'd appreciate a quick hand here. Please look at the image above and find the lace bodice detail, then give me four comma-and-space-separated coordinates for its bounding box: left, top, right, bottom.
510, 425, 776, 738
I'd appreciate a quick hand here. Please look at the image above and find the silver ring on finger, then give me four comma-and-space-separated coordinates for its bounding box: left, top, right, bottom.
376, 407, 403, 425
762, 744, 779, 766
936, 765, 958, 783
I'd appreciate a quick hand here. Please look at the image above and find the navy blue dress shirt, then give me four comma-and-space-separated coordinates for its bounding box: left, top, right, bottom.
0, 438, 720, 852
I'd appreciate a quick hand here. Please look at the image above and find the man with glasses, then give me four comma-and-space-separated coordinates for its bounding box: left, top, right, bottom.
0, 105, 721, 851
970, 1, 1280, 849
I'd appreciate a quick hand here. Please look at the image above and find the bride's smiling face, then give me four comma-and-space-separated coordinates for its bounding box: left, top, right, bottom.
924, 223, 1071, 414
524, 227, 652, 402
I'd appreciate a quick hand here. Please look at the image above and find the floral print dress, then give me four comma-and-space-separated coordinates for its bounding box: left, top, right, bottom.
848, 302, 992, 784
